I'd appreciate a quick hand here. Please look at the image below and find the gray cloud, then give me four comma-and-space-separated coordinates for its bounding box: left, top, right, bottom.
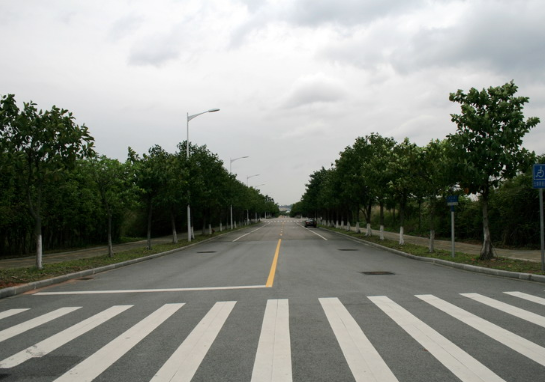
281, 74, 347, 109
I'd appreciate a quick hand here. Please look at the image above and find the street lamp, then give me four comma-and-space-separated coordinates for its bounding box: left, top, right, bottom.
186, 108, 220, 242
246, 174, 260, 224
230, 156, 249, 230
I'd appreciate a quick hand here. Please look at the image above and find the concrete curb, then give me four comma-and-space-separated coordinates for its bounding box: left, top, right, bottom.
0, 235, 219, 300
326, 228, 545, 284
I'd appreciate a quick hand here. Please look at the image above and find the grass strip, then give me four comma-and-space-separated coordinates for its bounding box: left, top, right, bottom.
323, 226, 545, 276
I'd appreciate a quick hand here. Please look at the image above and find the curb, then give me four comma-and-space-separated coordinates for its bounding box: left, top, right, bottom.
0, 235, 219, 300
326, 228, 545, 284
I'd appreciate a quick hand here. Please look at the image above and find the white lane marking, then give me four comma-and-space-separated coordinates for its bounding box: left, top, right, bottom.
417, 294, 545, 367
304, 227, 327, 241
0, 305, 132, 368
462, 293, 545, 328
54, 303, 184, 382
504, 291, 545, 306
320, 297, 398, 382
0, 307, 80, 343
0, 309, 28, 320
370, 296, 505, 382
252, 299, 292, 382
35, 285, 266, 295
151, 301, 236, 382
233, 226, 265, 242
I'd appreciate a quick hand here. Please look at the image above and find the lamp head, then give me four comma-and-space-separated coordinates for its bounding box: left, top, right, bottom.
208, 108, 220, 113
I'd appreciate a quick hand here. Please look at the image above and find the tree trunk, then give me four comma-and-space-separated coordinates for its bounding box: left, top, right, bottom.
365, 201, 372, 236
480, 192, 494, 260
34, 217, 43, 269
146, 196, 153, 250
170, 208, 178, 244
107, 210, 113, 258
399, 196, 406, 245
379, 201, 385, 240
429, 197, 436, 253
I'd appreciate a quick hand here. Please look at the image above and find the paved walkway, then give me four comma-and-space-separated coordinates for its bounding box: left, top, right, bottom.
1, 225, 543, 270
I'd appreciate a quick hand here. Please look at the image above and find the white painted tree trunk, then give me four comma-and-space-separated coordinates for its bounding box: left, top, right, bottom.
36, 233, 43, 269
380, 225, 385, 240
347, 222, 351, 231
220, 223, 223, 232
366, 223, 372, 237
429, 230, 435, 253
399, 226, 404, 245
356, 222, 361, 233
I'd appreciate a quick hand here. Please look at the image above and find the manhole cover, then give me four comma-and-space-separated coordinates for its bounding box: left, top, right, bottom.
338, 249, 358, 251
197, 251, 216, 254
362, 271, 395, 275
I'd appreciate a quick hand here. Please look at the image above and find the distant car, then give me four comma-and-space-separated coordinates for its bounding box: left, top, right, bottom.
304, 218, 317, 228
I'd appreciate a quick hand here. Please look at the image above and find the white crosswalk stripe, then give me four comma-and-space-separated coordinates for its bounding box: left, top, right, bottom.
0, 307, 80, 343
252, 299, 292, 382
462, 293, 545, 328
151, 301, 236, 382
417, 294, 545, 367
370, 296, 505, 382
0, 291, 543, 381
0, 305, 132, 368
0, 309, 28, 320
54, 303, 184, 382
320, 297, 398, 382
504, 291, 545, 306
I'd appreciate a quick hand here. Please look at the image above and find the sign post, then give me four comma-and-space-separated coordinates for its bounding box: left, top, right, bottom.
533, 164, 545, 271
447, 195, 459, 258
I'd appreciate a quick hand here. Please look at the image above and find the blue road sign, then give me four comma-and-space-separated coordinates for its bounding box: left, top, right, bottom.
534, 164, 545, 189
447, 195, 459, 206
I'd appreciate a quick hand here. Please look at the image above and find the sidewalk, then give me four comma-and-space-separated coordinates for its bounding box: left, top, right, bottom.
334, 225, 544, 263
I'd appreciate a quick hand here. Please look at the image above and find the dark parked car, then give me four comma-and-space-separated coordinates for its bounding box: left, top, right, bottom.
304, 218, 317, 228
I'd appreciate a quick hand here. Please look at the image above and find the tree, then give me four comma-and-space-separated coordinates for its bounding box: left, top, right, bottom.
388, 138, 420, 245
0, 94, 95, 268
361, 133, 396, 239
88, 156, 134, 257
419, 139, 454, 252
448, 81, 539, 259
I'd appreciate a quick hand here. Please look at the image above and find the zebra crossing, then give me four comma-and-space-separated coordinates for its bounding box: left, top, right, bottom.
0, 291, 544, 381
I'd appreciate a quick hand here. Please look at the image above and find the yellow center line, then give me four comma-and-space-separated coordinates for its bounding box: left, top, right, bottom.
266, 239, 282, 287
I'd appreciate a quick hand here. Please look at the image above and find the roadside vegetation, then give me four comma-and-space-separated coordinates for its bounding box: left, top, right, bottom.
323, 226, 545, 276
0, 94, 280, 269
292, 81, 543, 260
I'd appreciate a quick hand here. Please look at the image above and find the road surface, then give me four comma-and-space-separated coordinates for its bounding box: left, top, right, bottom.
0, 218, 544, 381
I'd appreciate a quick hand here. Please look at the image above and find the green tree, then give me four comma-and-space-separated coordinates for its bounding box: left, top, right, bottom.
448, 81, 539, 259
419, 139, 454, 252
388, 138, 420, 244
0, 94, 94, 268
88, 156, 134, 257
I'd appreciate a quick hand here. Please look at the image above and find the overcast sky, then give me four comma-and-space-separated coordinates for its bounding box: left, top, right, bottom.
2, 0, 544, 205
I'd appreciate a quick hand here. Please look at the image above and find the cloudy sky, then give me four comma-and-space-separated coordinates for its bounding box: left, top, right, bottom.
2, 0, 544, 205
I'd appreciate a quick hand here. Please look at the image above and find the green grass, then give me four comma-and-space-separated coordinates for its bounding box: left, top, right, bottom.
323, 226, 545, 276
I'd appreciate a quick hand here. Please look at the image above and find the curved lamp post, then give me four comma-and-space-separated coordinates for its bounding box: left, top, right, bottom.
186, 108, 220, 242
230, 156, 249, 230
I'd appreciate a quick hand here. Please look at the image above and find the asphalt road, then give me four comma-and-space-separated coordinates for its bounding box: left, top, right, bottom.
1, 218, 545, 381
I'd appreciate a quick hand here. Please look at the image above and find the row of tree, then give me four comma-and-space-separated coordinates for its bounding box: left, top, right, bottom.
292, 81, 542, 260
0, 94, 279, 268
